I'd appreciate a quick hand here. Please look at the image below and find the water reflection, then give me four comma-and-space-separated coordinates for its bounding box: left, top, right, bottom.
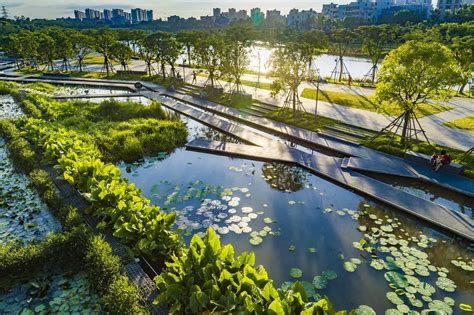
262, 162, 308, 192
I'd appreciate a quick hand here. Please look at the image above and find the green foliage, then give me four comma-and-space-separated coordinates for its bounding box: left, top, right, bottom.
102, 275, 149, 315
20, 117, 183, 258
0, 226, 90, 280
155, 228, 342, 314
0, 119, 37, 173
85, 235, 122, 291
25, 82, 56, 94
20, 99, 43, 118
265, 108, 338, 132
376, 41, 461, 113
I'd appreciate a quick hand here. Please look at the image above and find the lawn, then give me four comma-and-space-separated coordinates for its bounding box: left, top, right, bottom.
301, 88, 454, 118
196, 73, 273, 90
444, 115, 474, 131
82, 55, 120, 65
265, 108, 338, 132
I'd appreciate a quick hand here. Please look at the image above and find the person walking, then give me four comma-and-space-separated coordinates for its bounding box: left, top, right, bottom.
192, 71, 197, 84
348, 75, 353, 88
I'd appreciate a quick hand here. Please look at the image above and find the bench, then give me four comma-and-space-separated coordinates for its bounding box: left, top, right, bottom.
404, 151, 465, 174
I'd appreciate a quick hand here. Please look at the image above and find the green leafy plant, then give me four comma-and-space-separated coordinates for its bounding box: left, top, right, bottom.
154, 228, 342, 314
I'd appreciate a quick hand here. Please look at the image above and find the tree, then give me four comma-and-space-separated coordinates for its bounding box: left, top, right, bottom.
149, 31, 172, 78
330, 28, 354, 82
269, 42, 311, 118
221, 25, 253, 93
50, 28, 75, 71
375, 41, 461, 146
94, 29, 117, 76
138, 34, 157, 76
356, 25, 392, 83
449, 36, 473, 93
162, 35, 183, 79
111, 42, 133, 71
35, 31, 56, 71
299, 29, 328, 78
72, 32, 92, 72
192, 32, 225, 88
176, 30, 200, 66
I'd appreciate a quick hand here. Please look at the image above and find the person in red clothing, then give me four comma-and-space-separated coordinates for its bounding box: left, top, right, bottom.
433, 150, 451, 171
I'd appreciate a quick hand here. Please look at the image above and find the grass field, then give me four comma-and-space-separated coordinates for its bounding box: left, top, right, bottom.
82, 55, 120, 65
265, 108, 338, 132
301, 88, 454, 118
444, 115, 474, 131
196, 73, 273, 91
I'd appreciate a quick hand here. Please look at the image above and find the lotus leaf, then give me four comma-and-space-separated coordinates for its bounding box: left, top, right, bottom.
290, 268, 302, 279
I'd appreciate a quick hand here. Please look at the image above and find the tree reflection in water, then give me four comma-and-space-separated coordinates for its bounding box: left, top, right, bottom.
261, 162, 308, 192
193, 126, 240, 143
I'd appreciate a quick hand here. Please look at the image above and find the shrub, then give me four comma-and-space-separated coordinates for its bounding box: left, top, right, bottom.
102, 276, 148, 315
85, 235, 122, 291
20, 99, 43, 118
0, 120, 37, 173
0, 226, 90, 279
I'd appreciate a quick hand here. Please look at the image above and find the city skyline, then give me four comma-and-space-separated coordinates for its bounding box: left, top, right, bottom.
3, 0, 357, 19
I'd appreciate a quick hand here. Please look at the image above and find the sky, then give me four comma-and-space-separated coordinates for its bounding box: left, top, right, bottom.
2, 0, 352, 19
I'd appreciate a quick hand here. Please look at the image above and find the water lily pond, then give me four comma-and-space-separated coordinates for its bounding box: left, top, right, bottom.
0, 95, 23, 119
0, 271, 102, 314
0, 139, 60, 245
117, 107, 474, 313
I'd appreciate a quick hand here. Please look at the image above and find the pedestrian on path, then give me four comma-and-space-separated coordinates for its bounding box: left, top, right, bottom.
192, 71, 197, 84
348, 76, 353, 88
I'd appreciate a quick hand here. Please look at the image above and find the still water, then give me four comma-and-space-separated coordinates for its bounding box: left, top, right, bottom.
118, 113, 474, 313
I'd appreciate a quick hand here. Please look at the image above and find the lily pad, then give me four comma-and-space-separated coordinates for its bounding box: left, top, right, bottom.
312, 276, 328, 289
290, 268, 302, 279
322, 270, 337, 280
344, 261, 357, 272
354, 305, 376, 315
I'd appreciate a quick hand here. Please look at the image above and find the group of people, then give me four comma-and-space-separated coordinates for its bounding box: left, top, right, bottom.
430, 150, 451, 172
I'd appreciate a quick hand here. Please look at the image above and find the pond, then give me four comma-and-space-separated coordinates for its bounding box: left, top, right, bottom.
51, 85, 133, 96
0, 139, 61, 245
246, 46, 377, 81
0, 95, 23, 119
0, 271, 102, 314
116, 100, 474, 313
0, 96, 60, 245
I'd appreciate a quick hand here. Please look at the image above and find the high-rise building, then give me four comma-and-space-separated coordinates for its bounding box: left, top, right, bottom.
251, 8, 265, 22
131, 8, 147, 23
213, 8, 221, 17
287, 8, 319, 27
146, 10, 154, 21
103, 9, 112, 20
437, 0, 462, 13
266, 9, 282, 19
74, 10, 85, 21
85, 8, 101, 20
112, 8, 125, 18
124, 12, 131, 22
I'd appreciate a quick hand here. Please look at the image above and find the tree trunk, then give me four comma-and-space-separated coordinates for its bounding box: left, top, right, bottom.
400, 111, 411, 148
104, 55, 110, 76
210, 72, 214, 88
458, 82, 466, 93
293, 89, 296, 120
187, 47, 191, 66
371, 64, 376, 84
161, 63, 166, 78
339, 55, 343, 82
